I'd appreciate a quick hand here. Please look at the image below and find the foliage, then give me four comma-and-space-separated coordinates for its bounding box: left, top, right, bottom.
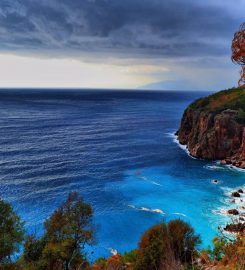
21, 192, 94, 270
121, 250, 137, 264
23, 235, 45, 263
189, 87, 245, 113
92, 257, 107, 269
134, 223, 171, 270
200, 234, 245, 270
231, 22, 245, 87
42, 192, 93, 269
210, 237, 226, 261
168, 219, 201, 264
0, 198, 24, 265
0, 195, 244, 270
134, 220, 200, 270
219, 235, 245, 269
236, 108, 245, 124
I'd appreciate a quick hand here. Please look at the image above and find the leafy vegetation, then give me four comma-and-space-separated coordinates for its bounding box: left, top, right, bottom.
1, 192, 93, 270
134, 220, 200, 270
189, 87, 245, 114
0, 198, 24, 265
0, 195, 244, 270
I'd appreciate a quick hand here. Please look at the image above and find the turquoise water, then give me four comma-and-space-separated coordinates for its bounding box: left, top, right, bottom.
0, 89, 244, 260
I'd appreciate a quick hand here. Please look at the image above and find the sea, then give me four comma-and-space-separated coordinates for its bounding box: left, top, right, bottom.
0, 89, 244, 260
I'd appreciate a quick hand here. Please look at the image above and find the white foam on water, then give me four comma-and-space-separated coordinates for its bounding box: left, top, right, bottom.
108, 248, 118, 256
212, 208, 230, 217
204, 165, 225, 171
172, 212, 187, 217
221, 186, 245, 198
151, 181, 162, 186
224, 164, 245, 173
165, 132, 197, 159
137, 175, 162, 186
128, 204, 165, 216
213, 185, 245, 225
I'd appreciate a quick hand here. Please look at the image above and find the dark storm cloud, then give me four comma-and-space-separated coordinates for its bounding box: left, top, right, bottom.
0, 0, 243, 58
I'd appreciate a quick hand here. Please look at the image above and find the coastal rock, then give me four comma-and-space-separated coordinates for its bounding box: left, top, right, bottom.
238, 189, 244, 193
224, 223, 245, 233
177, 89, 245, 169
227, 209, 239, 215
232, 192, 241, 198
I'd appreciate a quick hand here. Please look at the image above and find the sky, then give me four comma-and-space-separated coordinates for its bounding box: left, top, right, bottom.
0, 0, 244, 90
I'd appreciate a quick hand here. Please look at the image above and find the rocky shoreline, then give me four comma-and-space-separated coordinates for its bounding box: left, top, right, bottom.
222, 187, 245, 234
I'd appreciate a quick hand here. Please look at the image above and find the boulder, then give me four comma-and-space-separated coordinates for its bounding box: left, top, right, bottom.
232, 192, 241, 197
224, 222, 245, 233
227, 209, 239, 215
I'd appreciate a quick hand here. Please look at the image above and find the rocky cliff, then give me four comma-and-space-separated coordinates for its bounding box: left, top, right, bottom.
177, 88, 245, 169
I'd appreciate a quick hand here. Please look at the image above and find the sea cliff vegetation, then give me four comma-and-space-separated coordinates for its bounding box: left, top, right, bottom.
178, 87, 245, 168
0, 193, 244, 270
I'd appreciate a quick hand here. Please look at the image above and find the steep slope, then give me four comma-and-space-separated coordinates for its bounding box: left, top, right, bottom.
177, 88, 245, 168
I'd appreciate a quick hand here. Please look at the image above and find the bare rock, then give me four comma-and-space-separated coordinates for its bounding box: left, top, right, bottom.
227, 209, 239, 215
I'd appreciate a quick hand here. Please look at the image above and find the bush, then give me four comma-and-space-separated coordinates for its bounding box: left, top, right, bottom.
168, 219, 201, 264
134, 220, 200, 270
0, 198, 24, 265
236, 108, 245, 124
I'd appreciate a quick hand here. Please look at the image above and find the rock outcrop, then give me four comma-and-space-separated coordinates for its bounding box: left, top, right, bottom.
227, 209, 239, 215
177, 88, 245, 169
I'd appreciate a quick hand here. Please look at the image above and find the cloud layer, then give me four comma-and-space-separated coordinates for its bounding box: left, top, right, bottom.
0, 0, 244, 59
0, 0, 244, 90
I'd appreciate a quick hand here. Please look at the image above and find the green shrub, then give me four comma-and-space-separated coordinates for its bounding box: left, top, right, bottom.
0, 198, 24, 265
134, 220, 201, 270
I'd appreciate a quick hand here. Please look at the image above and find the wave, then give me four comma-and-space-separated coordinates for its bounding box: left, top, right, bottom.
213, 186, 245, 222
108, 248, 118, 256
213, 208, 231, 217
172, 212, 187, 217
165, 132, 197, 159
128, 204, 165, 216
135, 172, 162, 186
204, 164, 225, 171
151, 181, 162, 186
221, 186, 245, 197
224, 164, 245, 173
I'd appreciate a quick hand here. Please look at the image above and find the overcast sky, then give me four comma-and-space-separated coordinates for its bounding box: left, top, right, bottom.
0, 0, 244, 90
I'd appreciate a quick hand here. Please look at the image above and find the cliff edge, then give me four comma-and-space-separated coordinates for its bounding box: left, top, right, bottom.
177, 88, 245, 169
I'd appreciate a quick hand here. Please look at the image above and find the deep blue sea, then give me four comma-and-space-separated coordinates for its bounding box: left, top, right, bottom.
0, 89, 244, 260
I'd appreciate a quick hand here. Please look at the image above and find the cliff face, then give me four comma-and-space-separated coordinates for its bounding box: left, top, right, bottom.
177, 88, 245, 169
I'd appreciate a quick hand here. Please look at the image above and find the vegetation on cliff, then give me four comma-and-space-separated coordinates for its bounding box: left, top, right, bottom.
0, 195, 244, 270
178, 87, 245, 168
189, 88, 245, 121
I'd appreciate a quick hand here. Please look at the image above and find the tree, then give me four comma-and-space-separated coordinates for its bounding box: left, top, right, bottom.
135, 223, 175, 270
0, 198, 24, 265
231, 22, 245, 87
22, 235, 46, 269
42, 192, 93, 270
134, 220, 200, 270
168, 219, 201, 264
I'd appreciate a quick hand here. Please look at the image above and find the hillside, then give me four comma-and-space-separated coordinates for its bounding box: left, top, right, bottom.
177, 88, 245, 168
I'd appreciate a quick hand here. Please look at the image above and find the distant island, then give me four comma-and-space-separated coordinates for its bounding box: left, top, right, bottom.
177, 87, 245, 169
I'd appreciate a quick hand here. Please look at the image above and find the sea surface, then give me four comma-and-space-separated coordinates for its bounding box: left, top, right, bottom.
0, 89, 244, 260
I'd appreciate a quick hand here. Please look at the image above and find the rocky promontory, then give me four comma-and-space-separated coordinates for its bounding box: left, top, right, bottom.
177, 88, 245, 169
